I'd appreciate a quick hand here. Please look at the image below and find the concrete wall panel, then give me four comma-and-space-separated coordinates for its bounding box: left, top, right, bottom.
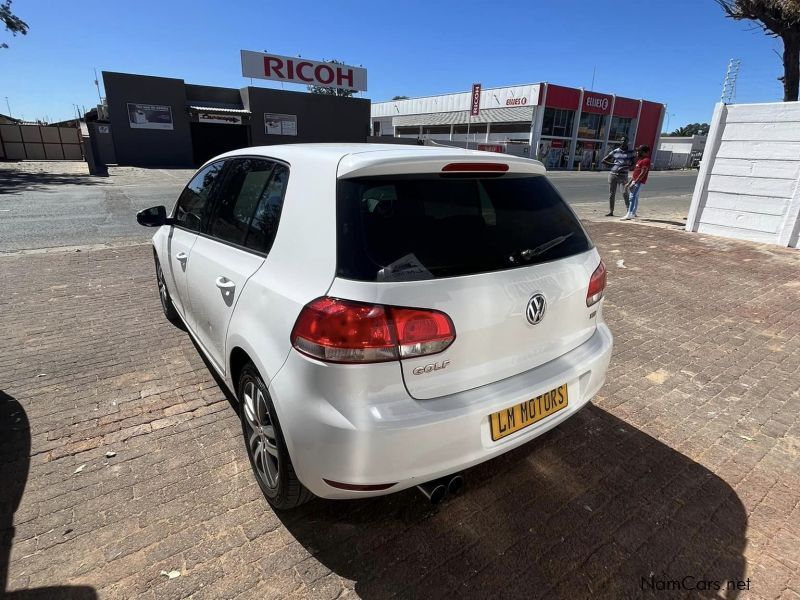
687, 101, 800, 247
713, 158, 800, 180
704, 191, 789, 216
24, 143, 46, 159
63, 144, 83, 160
41, 127, 61, 143
4, 142, 25, 159
44, 143, 65, 159
707, 174, 796, 198
0, 124, 21, 142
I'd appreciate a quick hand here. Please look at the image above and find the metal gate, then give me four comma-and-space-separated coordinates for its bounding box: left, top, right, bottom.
0, 124, 84, 160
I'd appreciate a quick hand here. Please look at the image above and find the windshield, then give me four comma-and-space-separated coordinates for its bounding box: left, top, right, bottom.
336, 173, 592, 282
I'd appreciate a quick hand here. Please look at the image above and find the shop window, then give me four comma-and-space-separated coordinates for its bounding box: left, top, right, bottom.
422, 126, 451, 135
577, 112, 607, 140
608, 117, 632, 142
541, 108, 575, 138
488, 122, 531, 134
453, 124, 488, 134
396, 126, 420, 136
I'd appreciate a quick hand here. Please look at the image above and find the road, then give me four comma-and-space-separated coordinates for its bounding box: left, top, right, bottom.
549, 170, 698, 224
0, 162, 698, 253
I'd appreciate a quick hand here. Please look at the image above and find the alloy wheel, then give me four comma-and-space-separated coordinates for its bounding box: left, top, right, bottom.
156, 261, 169, 313
242, 380, 280, 490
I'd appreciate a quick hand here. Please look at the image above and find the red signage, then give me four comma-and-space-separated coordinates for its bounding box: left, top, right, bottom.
470, 83, 481, 116
477, 143, 504, 153
551, 140, 565, 148
583, 92, 612, 115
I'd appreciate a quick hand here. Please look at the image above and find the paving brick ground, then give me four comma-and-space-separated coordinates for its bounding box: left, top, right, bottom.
1, 222, 798, 599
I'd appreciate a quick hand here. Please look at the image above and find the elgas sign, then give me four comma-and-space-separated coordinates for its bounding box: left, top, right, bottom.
240, 50, 368, 92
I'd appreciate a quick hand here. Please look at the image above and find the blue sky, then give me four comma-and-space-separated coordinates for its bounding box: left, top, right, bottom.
0, 0, 785, 129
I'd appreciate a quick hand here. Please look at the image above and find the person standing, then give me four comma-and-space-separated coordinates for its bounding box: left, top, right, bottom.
622, 145, 651, 220
601, 136, 635, 216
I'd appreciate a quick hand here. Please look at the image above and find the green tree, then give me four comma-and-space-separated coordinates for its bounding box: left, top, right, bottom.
307, 60, 356, 97
716, 0, 800, 101
666, 123, 711, 136
1, 0, 28, 49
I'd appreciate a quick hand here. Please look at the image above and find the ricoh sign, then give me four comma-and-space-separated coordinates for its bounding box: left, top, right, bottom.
240, 50, 367, 92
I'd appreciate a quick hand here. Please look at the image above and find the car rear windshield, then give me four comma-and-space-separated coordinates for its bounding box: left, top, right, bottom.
336, 173, 592, 282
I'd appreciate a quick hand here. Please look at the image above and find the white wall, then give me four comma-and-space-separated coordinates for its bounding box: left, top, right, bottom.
686, 102, 800, 248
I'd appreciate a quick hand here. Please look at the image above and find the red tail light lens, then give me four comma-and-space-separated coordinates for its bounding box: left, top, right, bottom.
291, 297, 455, 363
586, 261, 607, 307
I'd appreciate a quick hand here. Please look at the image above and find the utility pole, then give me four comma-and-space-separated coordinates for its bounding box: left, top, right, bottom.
94, 68, 103, 103
4, 96, 11, 117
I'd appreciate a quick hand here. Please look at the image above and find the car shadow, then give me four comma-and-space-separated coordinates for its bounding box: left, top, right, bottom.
276, 405, 747, 599
0, 167, 106, 195
0, 391, 98, 599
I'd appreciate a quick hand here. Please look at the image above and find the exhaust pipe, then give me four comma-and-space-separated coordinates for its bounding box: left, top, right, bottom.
446, 474, 464, 496
416, 478, 447, 504
417, 473, 465, 504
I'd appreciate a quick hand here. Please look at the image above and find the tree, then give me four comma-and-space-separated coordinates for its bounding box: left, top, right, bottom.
665, 123, 711, 136
307, 60, 356, 97
716, 0, 800, 101
1, 0, 28, 49
392, 95, 409, 100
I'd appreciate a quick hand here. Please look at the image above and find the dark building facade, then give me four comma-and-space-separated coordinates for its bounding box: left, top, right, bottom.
102, 71, 371, 167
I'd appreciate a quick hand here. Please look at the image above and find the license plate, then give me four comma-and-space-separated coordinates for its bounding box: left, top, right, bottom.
489, 384, 569, 441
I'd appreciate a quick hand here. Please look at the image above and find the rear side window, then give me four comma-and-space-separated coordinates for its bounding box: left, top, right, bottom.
247, 164, 289, 254
208, 158, 275, 247
336, 174, 591, 281
173, 161, 225, 232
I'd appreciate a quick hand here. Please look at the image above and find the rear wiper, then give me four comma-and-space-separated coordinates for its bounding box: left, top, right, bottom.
508, 233, 574, 264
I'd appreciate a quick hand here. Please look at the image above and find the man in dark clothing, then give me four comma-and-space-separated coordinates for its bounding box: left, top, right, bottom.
601, 137, 636, 216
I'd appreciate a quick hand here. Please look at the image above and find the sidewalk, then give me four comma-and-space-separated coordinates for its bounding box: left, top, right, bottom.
1, 222, 798, 599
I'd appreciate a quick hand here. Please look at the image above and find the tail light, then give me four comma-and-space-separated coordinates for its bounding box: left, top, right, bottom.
586, 261, 607, 307
291, 297, 456, 364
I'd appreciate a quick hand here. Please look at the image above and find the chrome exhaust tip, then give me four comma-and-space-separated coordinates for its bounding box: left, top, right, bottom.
416, 479, 447, 504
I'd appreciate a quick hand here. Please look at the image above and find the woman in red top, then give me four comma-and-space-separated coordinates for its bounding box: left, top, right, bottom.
623, 145, 651, 220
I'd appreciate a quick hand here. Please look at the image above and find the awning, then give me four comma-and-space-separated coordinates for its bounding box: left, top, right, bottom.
188, 106, 251, 114
393, 106, 534, 127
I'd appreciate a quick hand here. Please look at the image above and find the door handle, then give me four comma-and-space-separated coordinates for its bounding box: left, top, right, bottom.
175, 251, 188, 262
215, 276, 236, 291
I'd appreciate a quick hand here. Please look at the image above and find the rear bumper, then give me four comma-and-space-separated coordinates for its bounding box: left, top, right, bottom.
269, 323, 613, 499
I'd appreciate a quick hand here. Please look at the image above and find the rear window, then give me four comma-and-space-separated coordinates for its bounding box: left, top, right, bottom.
336, 174, 591, 282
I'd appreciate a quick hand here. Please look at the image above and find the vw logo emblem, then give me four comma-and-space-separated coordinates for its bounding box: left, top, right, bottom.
526, 294, 546, 325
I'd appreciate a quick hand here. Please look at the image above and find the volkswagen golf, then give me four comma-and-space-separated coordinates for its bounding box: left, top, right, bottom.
137, 144, 612, 510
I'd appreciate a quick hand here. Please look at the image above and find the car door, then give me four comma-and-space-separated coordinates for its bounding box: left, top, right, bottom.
185, 158, 287, 373
165, 160, 226, 318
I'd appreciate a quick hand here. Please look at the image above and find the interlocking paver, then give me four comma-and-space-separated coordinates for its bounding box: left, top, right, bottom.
1, 222, 799, 599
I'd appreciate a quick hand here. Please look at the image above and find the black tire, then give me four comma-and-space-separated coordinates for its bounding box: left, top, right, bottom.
153, 253, 180, 324
238, 363, 313, 510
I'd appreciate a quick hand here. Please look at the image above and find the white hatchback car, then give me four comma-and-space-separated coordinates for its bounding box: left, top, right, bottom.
137, 144, 612, 510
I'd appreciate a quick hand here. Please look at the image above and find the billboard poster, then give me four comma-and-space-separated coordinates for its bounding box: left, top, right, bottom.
127, 103, 173, 130
265, 113, 297, 136
242, 50, 367, 92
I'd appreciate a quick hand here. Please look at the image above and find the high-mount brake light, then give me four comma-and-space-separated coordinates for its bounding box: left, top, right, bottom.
291, 297, 456, 364
441, 162, 509, 172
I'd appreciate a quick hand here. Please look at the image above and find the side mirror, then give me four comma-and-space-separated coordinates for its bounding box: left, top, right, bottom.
136, 205, 172, 227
